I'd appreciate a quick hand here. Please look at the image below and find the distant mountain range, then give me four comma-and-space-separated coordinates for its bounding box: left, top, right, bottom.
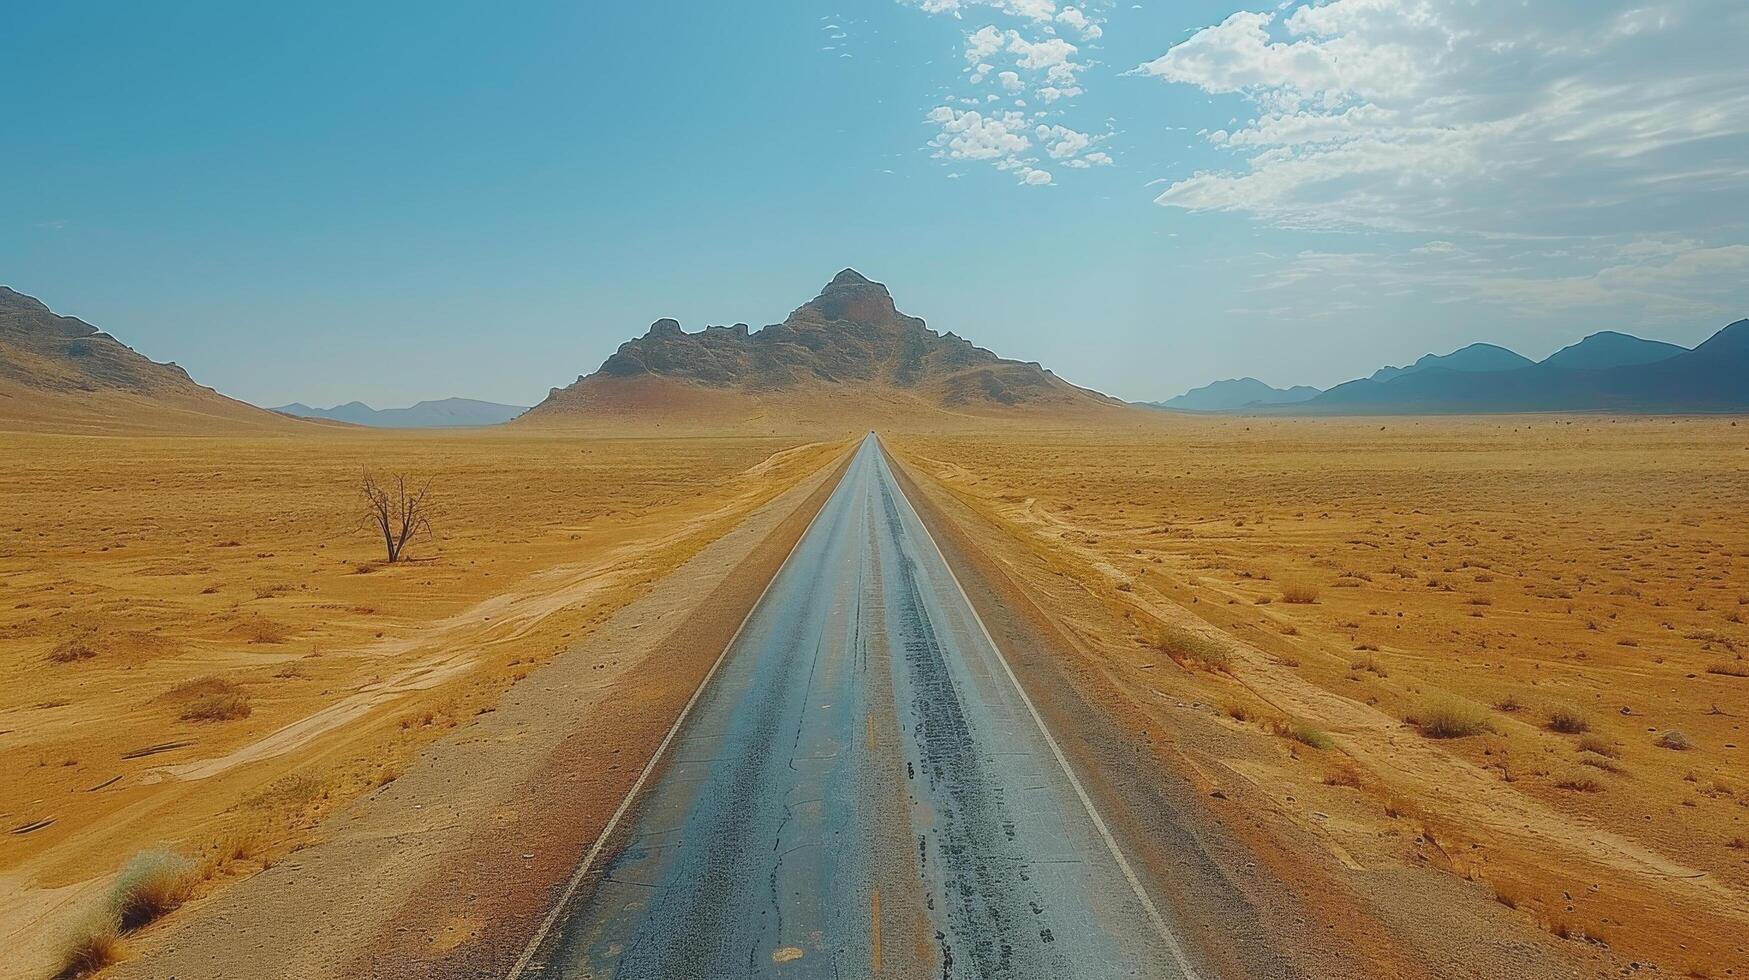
1366, 343, 1533, 383
1309, 322, 1747, 414
272, 398, 527, 427
1150, 377, 1321, 412
1538, 331, 1689, 370
1153, 323, 1747, 415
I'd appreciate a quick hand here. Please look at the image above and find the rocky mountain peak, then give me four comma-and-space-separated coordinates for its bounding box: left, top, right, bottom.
522, 269, 1119, 422
794, 269, 900, 329
0, 285, 54, 314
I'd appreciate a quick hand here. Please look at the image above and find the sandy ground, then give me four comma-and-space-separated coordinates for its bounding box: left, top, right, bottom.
888, 415, 1749, 975
8, 411, 1746, 978
0, 427, 846, 979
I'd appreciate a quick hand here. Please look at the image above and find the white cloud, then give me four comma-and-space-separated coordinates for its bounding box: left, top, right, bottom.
1137, 0, 1749, 239
1007, 33, 1077, 72
964, 25, 1006, 62
907, 0, 1110, 186
1056, 7, 1102, 40
1133, 10, 1414, 100
1261, 237, 1749, 324
925, 106, 1033, 160
1036, 123, 1092, 159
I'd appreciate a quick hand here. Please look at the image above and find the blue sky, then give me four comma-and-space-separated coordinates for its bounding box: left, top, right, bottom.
5, 0, 1747, 407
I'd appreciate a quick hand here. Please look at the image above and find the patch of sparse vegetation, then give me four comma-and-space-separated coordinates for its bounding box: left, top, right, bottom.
1546, 706, 1591, 734
1281, 582, 1320, 604
243, 772, 327, 812
162, 675, 253, 722
1493, 694, 1524, 713
1554, 773, 1603, 792
243, 616, 291, 644
1323, 766, 1363, 788
181, 693, 252, 722
54, 917, 124, 979
1349, 654, 1388, 676
1576, 734, 1618, 757
163, 675, 240, 700
1705, 661, 1748, 677
48, 635, 98, 663
112, 851, 195, 931
1146, 623, 1232, 673
1283, 721, 1332, 750
1656, 730, 1692, 751
57, 851, 196, 978
1407, 696, 1493, 738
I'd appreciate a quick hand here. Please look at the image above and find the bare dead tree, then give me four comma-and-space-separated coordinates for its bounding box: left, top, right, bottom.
360, 469, 433, 563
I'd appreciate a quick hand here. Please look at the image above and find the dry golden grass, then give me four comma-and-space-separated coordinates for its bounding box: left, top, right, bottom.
0, 426, 843, 973
1145, 622, 1231, 673
1545, 705, 1592, 734
1278, 720, 1332, 750
109, 851, 195, 932
54, 917, 124, 979
179, 693, 253, 723
892, 413, 1749, 968
1656, 730, 1693, 751
51, 851, 193, 978
1407, 695, 1493, 739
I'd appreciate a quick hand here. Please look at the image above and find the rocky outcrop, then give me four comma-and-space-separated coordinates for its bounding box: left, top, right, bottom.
526, 269, 1117, 421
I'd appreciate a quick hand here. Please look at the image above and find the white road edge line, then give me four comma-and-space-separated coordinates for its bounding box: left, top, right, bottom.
877, 440, 1206, 980
504, 446, 860, 979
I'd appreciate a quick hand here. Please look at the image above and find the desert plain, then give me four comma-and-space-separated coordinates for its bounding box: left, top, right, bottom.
891, 413, 1749, 973
0, 425, 847, 977
1, 412, 1747, 977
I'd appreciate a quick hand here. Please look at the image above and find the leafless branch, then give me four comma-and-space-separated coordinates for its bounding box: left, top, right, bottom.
360, 469, 434, 563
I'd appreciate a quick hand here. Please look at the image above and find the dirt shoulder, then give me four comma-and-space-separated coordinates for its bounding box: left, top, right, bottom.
99, 446, 853, 980
885, 439, 1614, 979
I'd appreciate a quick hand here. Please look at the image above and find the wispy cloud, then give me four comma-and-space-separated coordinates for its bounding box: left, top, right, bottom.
1135, 0, 1749, 239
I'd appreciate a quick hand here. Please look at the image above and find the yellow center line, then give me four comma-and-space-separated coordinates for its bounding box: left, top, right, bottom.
871, 886, 883, 975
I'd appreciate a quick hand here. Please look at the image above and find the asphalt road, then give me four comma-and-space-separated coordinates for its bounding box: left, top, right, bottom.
516, 435, 1202, 979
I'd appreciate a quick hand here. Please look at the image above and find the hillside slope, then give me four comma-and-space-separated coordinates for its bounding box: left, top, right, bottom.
521, 270, 1130, 431
0, 286, 294, 433
1539, 331, 1687, 370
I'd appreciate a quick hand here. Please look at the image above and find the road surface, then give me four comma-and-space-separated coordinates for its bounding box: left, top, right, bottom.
515, 434, 1201, 979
